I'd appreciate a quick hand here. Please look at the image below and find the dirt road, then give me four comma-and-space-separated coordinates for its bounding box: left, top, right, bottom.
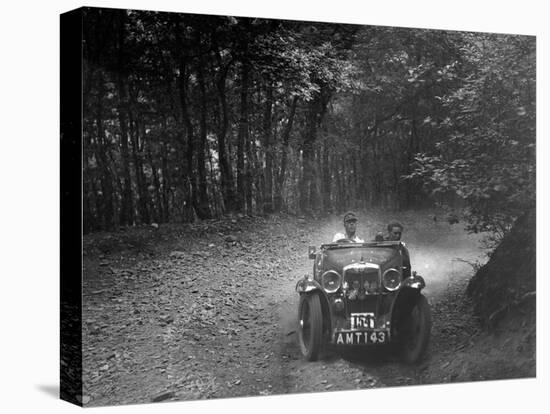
81, 210, 488, 406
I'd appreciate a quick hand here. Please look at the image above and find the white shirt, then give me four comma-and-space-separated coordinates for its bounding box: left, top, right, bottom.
332, 233, 364, 243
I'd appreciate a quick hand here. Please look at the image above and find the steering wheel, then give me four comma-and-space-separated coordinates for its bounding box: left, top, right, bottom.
335, 238, 354, 243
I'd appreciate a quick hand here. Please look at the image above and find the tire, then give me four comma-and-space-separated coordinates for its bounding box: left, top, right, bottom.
298, 293, 324, 361
400, 294, 431, 364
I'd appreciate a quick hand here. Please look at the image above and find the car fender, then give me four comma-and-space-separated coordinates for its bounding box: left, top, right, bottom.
391, 274, 426, 313
402, 273, 426, 290
389, 275, 427, 334
295, 277, 324, 294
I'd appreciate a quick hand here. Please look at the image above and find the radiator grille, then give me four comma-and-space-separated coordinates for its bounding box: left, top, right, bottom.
344, 265, 380, 292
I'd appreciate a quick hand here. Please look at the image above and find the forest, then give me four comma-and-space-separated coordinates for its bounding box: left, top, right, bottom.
82, 7, 535, 238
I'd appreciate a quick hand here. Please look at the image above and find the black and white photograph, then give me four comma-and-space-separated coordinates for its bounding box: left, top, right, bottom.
59, 4, 539, 407
2, 1, 547, 413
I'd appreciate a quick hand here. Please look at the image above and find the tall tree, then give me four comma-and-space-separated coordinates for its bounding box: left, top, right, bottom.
115, 10, 134, 226
212, 21, 238, 212
235, 18, 252, 213
194, 26, 212, 218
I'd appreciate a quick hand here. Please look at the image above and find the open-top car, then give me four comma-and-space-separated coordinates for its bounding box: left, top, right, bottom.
296, 240, 431, 363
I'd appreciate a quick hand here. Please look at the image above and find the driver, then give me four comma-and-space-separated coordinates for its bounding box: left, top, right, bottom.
332, 212, 364, 243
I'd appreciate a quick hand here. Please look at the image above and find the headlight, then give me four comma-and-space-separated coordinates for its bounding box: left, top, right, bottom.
321, 270, 341, 293
382, 268, 401, 291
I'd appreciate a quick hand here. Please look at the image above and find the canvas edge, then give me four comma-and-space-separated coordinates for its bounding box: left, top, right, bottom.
60, 6, 84, 407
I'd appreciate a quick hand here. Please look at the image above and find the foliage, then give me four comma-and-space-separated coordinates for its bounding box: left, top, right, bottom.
80, 8, 536, 237
405, 34, 535, 241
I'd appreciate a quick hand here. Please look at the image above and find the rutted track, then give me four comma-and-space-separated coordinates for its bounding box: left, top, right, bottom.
81, 210, 487, 406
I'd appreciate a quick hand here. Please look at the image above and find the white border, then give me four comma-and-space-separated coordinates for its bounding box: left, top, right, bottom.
0, 1, 546, 413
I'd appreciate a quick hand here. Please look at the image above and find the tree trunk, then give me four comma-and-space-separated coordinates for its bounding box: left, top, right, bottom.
206, 139, 222, 216
174, 18, 199, 222
237, 66, 249, 212
246, 131, 257, 214
129, 114, 150, 224
160, 120, 171, 222
213, 38, 237, 213
262, 82, 274, 213
147, 148, 162, 223
335, 154, 344, 209
274, 96, 298, 211
195, 36, 212, 219
405, 117, 422, 208
300, 83, 332, 214
95, 71, 114, 230
117, 100, 134, 226
300, 97, 320, 213
91, 180, 103, 229
372, 129, 382, 206
83, 178, 97, 233
176, 64, 200, 220
237, 19, 251, 213
321, 137, 331, 211
116, 9, 134, 227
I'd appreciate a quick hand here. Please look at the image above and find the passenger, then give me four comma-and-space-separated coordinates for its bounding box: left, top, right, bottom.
386, 221, 411, 277
332, 212, 365, 243
386, 221, 404, 241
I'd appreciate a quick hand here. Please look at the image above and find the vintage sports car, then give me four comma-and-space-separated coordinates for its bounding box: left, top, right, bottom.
296, 240, 431, 363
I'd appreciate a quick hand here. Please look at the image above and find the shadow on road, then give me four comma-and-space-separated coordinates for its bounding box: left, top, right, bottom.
338, 346, 397, 366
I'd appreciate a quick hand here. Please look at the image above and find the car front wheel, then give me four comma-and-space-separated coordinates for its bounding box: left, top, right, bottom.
400, 294, 431, 364
298, 293, 323, 361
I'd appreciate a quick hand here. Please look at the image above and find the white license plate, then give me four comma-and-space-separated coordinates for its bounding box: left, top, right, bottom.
350, 312, 375, 329
334, 330, 388, 345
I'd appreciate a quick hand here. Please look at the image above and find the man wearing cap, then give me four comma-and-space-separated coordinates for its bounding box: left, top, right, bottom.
332, 212, 365, 243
